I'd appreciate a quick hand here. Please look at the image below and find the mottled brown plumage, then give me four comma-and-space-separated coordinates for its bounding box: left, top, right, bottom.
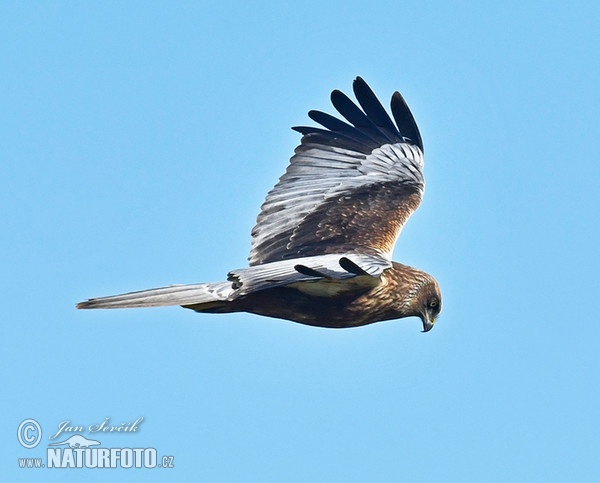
78, 77, 442, 332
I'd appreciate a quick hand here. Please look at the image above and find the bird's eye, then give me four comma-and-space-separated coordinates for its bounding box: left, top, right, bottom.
429, 300, 438, 308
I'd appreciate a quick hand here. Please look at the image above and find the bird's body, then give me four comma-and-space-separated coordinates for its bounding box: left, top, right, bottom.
78, 77, 442, 331
192, 262, 439, 329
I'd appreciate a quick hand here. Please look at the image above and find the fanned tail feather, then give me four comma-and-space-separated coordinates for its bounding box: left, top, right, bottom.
77, 282, 233, 309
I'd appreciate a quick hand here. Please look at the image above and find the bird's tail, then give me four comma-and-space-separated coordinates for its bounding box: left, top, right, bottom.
77, 282, 233, 310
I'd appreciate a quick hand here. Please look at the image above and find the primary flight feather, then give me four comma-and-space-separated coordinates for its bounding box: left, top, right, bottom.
78, 77, 442, 332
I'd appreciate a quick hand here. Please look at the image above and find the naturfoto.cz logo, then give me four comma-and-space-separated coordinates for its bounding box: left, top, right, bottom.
17, 417, 175, 470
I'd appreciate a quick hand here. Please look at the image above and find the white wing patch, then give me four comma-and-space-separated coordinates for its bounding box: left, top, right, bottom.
229, 253, 392, 296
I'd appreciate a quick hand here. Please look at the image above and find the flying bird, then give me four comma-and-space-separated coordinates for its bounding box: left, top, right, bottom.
78, 77, 442, 331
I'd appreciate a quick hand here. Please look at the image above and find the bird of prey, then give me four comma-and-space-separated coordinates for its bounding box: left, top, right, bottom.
78, 77, 442, 332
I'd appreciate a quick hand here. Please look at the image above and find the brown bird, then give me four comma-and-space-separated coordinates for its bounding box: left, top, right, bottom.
77, 77, 442, 331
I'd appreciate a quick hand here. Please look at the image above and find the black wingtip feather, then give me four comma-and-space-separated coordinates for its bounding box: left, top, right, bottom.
391, 91, 423, 152
339, 257, 371, 276
294, 78, 423, 153
352, 78, 402, 142
308, 110, 380, 148
330, 89, 374, 129
294, 264, 328, 278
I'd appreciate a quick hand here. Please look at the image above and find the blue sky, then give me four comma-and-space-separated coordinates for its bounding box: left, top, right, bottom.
3, 1, 599, 481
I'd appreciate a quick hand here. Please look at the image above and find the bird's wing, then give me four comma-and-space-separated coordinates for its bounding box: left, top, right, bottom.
78, 253, 390, 310
249, 77, 425, 266
230, 253, 391, 296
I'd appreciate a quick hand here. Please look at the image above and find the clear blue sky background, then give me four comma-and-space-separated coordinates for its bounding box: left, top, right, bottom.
3, 1, 599, 481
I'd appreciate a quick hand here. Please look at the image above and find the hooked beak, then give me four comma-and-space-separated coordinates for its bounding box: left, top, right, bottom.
421, 312, 436, 333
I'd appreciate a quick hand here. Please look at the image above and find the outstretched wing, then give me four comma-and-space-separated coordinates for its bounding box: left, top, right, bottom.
249, 77, 425, 266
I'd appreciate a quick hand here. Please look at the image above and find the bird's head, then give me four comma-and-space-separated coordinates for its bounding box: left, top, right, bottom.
415, 277, 442, 332
390, 264, 442, 332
